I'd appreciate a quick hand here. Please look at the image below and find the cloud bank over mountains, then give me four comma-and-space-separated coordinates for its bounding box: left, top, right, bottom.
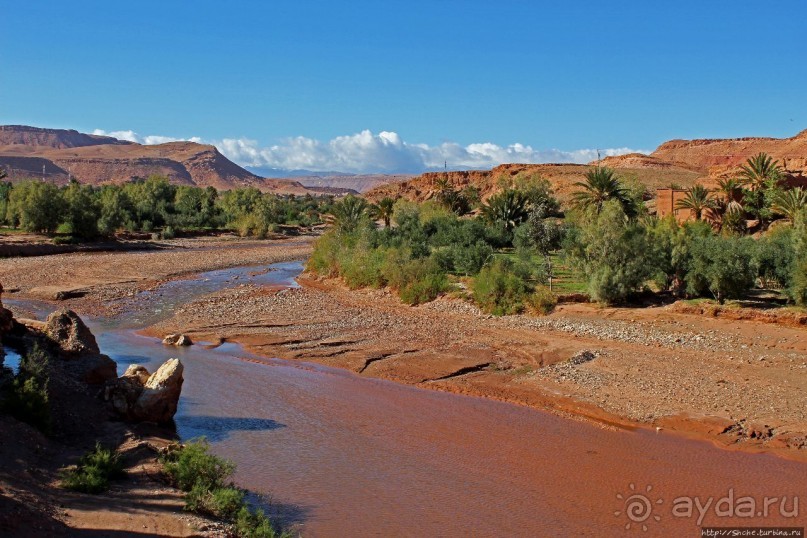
93, 128, 644, 174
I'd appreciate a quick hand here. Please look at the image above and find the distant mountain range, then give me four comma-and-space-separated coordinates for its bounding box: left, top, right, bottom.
0, 126, 358, 195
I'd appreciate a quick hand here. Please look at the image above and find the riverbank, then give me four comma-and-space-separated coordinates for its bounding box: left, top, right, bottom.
0, 237, 314, 536
145, 272, 807, 461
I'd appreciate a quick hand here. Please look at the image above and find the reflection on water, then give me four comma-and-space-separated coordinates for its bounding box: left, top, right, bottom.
1, 346, 22, 375
8, 261, 807, 536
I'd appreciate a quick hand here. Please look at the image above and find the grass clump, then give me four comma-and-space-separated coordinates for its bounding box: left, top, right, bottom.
61, 443, 125, 493
526, 285, 557, 315
162, 438, 288, 537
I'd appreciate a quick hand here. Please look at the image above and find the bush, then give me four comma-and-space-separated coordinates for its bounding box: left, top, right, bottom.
61, 443, 125, 493
526, 285, 557, 315
186, 484, 245, 519
236, 506, 289, 538
161, 439, 287, 536
471, 258, 535, 315
384, 254, 449, 305
686, 235, 757, 303
162, 438, 235, 492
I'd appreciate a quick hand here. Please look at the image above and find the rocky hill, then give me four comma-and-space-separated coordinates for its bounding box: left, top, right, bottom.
0, 125, 344, 194
650, 129, 807, 180
368, 129, 807, 203
365, 163, 702, 204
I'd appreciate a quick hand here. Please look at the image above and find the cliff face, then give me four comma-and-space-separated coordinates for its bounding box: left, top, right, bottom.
0, 125, 323, 194
365, 163, 702, 203
650, 129, 807, 179
0, 125, 132, 149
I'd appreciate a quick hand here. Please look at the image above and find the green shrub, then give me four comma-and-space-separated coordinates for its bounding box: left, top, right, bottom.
307, 230, 344, 277
162, 438, 235, 492
161, 226, 176, 240
61, 443, 125, 493
526, 285, 557, 315
186, 484, 245, 519
339, 241, 387, 289
686, 235, 757, 303
383, 253, 448, 305
472, 258, 534, 315
236, 506, 289, 538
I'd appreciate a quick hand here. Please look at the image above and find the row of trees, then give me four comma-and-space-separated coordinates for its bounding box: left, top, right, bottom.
313, 155, 807, 310
0, 176, 333, 239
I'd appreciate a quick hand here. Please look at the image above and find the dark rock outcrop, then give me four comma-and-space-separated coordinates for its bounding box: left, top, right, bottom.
43, 309, 100, 355
42, 309, 116, 384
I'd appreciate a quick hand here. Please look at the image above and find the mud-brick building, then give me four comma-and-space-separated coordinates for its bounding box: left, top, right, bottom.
655, 188, 695, 222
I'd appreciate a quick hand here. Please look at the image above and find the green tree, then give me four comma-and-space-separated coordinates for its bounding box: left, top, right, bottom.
0, 181, 12, 225
675, 184, 715, 221
571, 167, 635, 216
739, 152, 782, 192
516, 203, 563, 290
62, 180, 100, 238
791, 211, 807, 306
7, 180, 65, 233
565, 200, 653, 304
686, 235, 756, 304
771, 188, 807, 222
480, 189, 530, 232
370, 197, 395, 227
97, 186, 134, 235
328, 195, 371, 233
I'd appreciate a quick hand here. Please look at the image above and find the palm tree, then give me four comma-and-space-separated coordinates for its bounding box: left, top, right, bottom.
328, 195, 370, 232
771, 188, 807, 222
571, 167, 634, 216
480, 189, 529, 231
370, 197, 395, 227
675, 184, 715, 220
739, 152, 782, 192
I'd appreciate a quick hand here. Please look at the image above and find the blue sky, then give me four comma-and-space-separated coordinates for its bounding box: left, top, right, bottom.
2, 1, 805, 173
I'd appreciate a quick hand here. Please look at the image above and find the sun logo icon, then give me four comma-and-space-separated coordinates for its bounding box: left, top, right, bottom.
614, 483, 663, 531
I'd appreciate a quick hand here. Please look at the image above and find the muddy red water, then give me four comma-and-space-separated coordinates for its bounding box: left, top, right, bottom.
85, 263, 806, 536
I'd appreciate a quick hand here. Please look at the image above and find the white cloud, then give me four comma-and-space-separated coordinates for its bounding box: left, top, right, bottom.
92, 129, 202, 145
94, 128, 645, 174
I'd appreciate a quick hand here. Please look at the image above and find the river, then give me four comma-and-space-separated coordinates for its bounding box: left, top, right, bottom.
7, 262, 807, 536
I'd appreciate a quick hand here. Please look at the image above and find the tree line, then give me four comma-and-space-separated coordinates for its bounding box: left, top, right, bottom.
310, 154, 807, 311
0, 175, 334, 240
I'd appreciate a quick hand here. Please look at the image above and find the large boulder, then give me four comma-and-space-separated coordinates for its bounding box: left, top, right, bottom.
103, 359, 184, 424
43, 309, 100, 355
41, 309, 116, 384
